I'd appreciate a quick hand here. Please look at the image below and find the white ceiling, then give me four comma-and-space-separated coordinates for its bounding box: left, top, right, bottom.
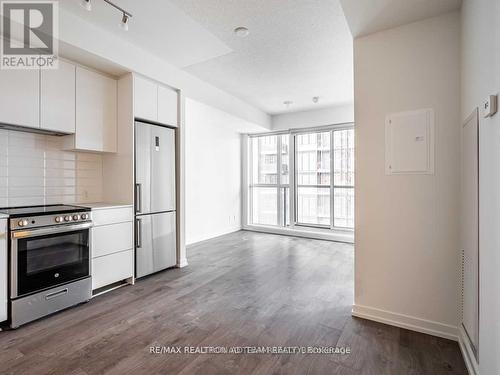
61, 0, 354, 116
169, 0, 354, 115
339, 0, 462, 37
59, 0, 231, 68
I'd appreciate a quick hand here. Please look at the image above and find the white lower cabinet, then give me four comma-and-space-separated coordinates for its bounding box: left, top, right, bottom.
0, 218, 7, 322
92, 250, 133, 290
88, 205, 134, 291
92, 222, 133, 258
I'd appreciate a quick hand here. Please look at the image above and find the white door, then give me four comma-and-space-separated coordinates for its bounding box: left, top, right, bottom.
461, 108, 479, 357
75, 67, 117, 152
134, 76, 157, 122
157, 85, 178, 127
0, 69, 39, 129
40, 60, 76, 133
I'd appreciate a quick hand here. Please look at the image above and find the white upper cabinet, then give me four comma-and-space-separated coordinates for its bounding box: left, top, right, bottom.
65, 67, 117, 152
0, 69, 39, 129
157, 85, 178, 127
40, 60, 76, 133
134, 76, 157, 122
134, 75, 178, 127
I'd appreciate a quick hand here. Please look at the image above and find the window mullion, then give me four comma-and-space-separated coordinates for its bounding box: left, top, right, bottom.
330, 130, 335, 229
277, 135, 282, 226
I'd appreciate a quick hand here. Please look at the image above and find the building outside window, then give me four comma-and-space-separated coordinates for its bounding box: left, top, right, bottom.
247, 125, 354, 231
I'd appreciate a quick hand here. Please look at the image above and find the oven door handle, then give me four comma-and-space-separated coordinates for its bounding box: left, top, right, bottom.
11, 222, 93, 239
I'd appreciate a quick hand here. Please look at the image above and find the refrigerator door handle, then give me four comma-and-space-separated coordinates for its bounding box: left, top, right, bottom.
135, 218, 142, 248
135, 183, 142, 213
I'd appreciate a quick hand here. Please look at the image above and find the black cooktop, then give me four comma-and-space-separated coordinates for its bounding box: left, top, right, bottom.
0, 204, 90, 218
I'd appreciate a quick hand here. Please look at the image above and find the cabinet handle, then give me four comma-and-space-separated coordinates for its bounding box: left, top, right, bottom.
45, 288, 68, 300
135, 183, 142, 213
135, 218, 142, 248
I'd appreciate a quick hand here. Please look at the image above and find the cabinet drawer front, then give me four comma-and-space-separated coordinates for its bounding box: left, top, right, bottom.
92, 207, 133, 226
92, 222, 133, 258
92, 250, 133, 290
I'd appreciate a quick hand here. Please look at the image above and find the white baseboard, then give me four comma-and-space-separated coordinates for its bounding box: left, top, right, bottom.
243, 224, 354, 243
458, 325, 479, 375
352, 304, 458, 341
186, 226, 242, 247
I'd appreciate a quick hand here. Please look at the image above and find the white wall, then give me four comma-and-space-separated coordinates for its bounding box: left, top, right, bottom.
271, 103, 354, 130
0, 130, 102, 206
462, 0, 500, 373
353, 12, 461, 339
185, 98, 265, 245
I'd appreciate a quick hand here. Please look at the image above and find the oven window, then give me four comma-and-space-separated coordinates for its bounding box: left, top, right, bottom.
26, 234, 85, 275
16, 229, 90, 297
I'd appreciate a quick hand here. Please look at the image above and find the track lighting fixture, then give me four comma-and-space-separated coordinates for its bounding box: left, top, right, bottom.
120, 13, 129, 31
80, 0, 91, 11
81, 0, 133, 31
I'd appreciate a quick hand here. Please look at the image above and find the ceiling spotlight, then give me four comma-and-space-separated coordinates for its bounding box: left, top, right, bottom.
312, 96, 319, 103
234, 27, 250, 38
283, 100, 293, 108
120, 13, 129, 31
80, 0, 92, 11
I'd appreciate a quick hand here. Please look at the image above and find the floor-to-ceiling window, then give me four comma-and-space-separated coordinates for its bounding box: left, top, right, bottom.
247, 125, 354, 232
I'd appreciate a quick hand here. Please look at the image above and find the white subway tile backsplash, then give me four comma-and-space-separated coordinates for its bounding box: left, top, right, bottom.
0, 130, 103, 207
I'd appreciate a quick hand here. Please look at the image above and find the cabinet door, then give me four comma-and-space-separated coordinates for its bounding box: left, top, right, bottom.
134, 76, 157, 122
75, 67, 117, 152
157, 85, 178, 127
0, 69, 39, 128
40, 60, 76, 133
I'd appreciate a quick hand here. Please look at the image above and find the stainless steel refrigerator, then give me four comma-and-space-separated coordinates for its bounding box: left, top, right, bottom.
134, 121, 177, 278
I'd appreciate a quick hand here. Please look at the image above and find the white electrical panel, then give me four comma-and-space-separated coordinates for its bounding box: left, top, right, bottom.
385, 108, 435, 175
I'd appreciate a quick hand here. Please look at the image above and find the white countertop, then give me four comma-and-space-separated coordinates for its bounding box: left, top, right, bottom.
76, 202, 133, 210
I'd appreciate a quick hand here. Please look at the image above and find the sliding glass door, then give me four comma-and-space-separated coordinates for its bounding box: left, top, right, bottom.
248, 125, 354, 231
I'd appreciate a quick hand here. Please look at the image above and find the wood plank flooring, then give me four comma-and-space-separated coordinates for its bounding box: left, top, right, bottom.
0, 231, 466, 375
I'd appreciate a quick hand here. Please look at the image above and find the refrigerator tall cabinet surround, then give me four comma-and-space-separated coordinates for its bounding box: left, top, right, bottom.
134, 121, 177, 278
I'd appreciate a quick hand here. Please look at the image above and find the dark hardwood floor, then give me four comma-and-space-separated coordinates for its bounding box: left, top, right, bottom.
0, 231, 466, 375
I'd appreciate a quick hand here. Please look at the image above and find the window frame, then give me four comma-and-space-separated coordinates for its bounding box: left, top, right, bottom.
246, 123, 354, 231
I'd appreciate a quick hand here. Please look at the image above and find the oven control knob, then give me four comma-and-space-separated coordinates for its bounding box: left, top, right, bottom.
81, 213, 89, 220
73, 214, 80, 221
55, 216, 63, 223
18, 219, 28, 227
64, 215, 72, 222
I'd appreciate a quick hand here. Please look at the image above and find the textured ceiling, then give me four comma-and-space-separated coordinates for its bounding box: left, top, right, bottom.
59, 0, 232, 68
169, 0, 354, 115
339, 0, 462, 37
60, 0, 353, 115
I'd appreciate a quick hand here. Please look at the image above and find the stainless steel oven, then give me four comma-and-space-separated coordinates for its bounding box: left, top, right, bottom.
11, 222, 91, 298
1, 205, 93, 328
